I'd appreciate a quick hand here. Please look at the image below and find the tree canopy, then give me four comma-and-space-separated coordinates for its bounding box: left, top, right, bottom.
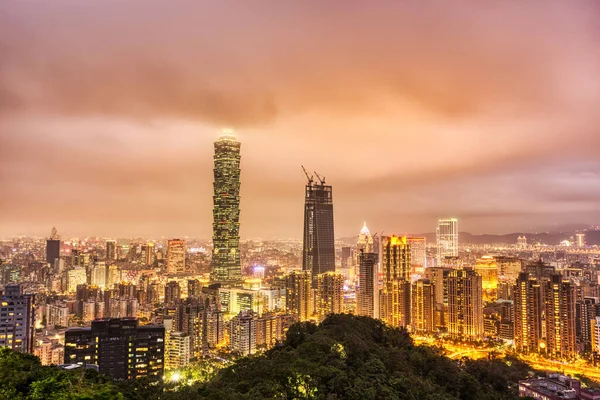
0, 314, 534, 400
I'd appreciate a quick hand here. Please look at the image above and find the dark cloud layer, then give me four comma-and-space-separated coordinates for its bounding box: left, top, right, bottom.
1, 1, 600, 238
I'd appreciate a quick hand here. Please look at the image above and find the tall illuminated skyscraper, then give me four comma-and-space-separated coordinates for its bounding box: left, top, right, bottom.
46, 227, 60, 265
285, 271, 312, 322
316, 272, 344, 322
436, 218, 458, 266
545, 274, 576, 359
167, 239, 186, 274
379, 236, 412, 328
106, 240, 116, 262
211, 132, 242, 286
407, 237, 427, 275
412, 279, 436, 334
381, 236, 411, 282
356, 222, 374, 253
447, 268, 483, 340
302, 169, 335, 287
357, 250, 378, 318
513, 272, 543, 354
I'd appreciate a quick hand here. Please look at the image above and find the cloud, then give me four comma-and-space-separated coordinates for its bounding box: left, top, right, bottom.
1, 1, 600, 237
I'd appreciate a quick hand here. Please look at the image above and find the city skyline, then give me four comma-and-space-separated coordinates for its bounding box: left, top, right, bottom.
2, 1, 600, 238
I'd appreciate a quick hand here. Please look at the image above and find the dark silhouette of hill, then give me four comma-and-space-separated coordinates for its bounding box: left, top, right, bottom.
0, 315, 535, 400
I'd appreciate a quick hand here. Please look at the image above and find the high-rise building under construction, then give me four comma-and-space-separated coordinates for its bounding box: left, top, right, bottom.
301, 168, 335, 287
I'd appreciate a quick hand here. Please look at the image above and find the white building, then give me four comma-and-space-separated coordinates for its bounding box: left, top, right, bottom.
165, 331, 191, 370
436, 218, 458, 266
46, 303, 69, 328
230, 311, 257, 356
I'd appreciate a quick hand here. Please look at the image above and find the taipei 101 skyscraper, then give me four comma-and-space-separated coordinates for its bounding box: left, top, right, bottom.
210, 130, 242, 286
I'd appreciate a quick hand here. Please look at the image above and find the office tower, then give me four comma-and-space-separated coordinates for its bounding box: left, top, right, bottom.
0, 284, 34, 353
230, 310, 257, 356
576, 233, 586, 248
91, 262, 106, 288
412, 279, 436, 334
380, 278, 411, 328
75, 284, 100, 318
379, 236, 412, 328
255, 313, 285, 349
381, 236, 411, 282
64, 318, 164, 380
107, 265, 121, 288
210, 132, 242, 286
46, 227, 61, 265
188, 279, 202, 298
218, 287, 258, 315
167, 239, 186, 274
302, 169, 335, 287
46, 303, 69, 328
341, 247, 352, 269
106, 240, 116, 262
204, 303, 225, 349
357, 223, 374, 253
165, 331, 191, 370
145, 242, 155, 266
164, 281, 181, 305
357, 251, 378, 318
425, 267, 452, 311
316, 272, 344, 322
475, 256, 499, 302
447, 268, 483, 340
545, 274, 576, 359
436, 218, 458, 266
116, 244, 128, 261
407, 237, 427, 275
285, 271, 312, 322
576, 298, 598, 353
525, 261, 556, 280
67, 267, 87, 293
496, 256, 522, 284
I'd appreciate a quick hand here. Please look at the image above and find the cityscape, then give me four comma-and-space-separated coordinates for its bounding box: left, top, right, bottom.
2, 1, 600, 400
3, 132, 600, 398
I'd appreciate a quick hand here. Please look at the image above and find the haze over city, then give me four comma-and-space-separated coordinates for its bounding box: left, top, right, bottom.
2, 1, 600, 238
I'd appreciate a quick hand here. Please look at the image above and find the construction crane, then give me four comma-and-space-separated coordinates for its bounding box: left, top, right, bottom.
313, 171, 326, 185
301, 165, 314, 185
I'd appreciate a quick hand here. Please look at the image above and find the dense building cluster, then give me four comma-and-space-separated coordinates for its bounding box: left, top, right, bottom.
1, 133, 600, 385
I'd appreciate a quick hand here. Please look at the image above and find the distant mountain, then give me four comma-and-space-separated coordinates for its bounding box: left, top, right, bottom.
339, 230, 600, 246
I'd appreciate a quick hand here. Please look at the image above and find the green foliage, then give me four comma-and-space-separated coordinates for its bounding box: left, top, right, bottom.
0, 315, 537, 400
0, 347, 124, 400
197, 314, 533, 399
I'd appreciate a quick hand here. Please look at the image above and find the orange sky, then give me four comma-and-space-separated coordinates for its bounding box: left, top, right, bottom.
1, 1, 600, 238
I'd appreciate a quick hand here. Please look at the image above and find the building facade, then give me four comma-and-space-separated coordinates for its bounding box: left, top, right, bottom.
412, 279, 436, 334
316, 272, 344, 322
0, 284, 35, 353
167, 239, 186, 274
436, 218, 458, 266
210, 133, 242, 286
357, 251, 378, 318
64, 318, 165, 381
447, 268, 483, 340
302, 172, 335, 287
285, 271, 312, 322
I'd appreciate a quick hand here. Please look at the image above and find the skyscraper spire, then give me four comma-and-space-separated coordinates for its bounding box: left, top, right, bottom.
210, 131, 242, 286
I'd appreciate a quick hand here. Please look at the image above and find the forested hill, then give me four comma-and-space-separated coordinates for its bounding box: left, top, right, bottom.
198, 315, 531, 399
1, 314, 533, 400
